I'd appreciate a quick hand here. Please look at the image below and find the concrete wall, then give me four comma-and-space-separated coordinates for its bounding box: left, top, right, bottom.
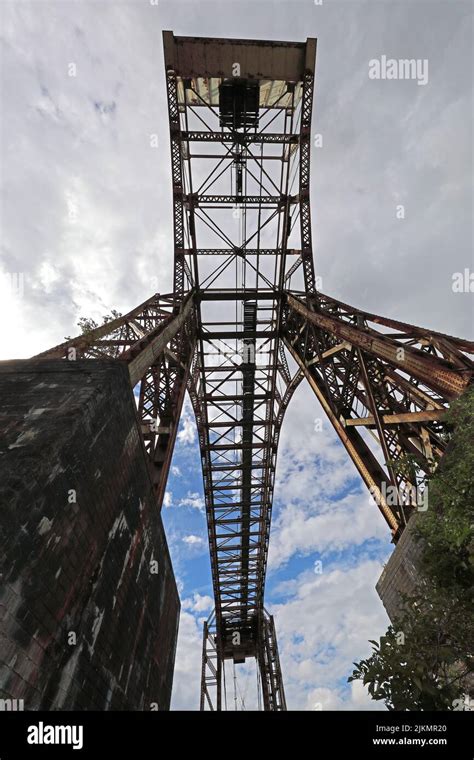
376, 514, 423, 623
0, 359, 180, 710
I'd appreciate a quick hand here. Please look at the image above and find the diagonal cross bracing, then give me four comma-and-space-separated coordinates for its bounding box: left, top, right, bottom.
163, 33, 317, 688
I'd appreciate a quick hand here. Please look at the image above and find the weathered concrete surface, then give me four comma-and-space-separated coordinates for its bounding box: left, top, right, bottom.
0, 359, 180, 710
376, 514, 423, 622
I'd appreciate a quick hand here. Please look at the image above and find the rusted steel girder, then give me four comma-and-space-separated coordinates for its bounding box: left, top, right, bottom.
124, 295, 193, 386
34, 292, 175, 359
200, 608, 286, 711
287, 294, 472, 399
282, 292, 474, 537
257, 610, 287, 711
33, 291, 197, 509
161, 31, 320, 708
200, 617, 222, 711
284, 339, 401, 533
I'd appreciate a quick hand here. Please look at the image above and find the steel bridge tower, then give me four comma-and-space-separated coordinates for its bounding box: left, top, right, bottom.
31, 32, 473, 710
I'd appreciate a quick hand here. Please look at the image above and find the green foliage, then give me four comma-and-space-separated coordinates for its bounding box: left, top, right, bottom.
349, 584, 474, 710
415, 387, 474, 593
77, 309, 122, 335
64, 310, 122, 340
349, 386, 474, 710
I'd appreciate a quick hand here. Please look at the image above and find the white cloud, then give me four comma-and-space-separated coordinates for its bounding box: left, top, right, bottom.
179, 492, 205, 511
170, 611, 203, 710
182, 534, 205, 547
182, 594, 214, 614
163, 491, 172, 508
308, 680, 380, 711
276, 385, 358, 504
0, 269, 28, 357
273, 559, 390, 710
269, 382, 391, 569
269, 488, 388, 569
177, 398, 197, 446
0, 1, 174, 358
177, 416, 196, 445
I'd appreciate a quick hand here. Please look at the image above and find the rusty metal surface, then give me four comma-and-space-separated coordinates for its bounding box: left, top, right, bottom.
163, 31, 313, 80
286, 293, 472, 398
33, 294, 197, 507
161, 31, 320, 709
282, 292, 473, 537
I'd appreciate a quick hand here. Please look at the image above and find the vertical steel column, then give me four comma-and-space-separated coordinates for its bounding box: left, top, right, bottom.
298, 39, 317, 295
200, 616, 223, 711
257, 610, 287, 711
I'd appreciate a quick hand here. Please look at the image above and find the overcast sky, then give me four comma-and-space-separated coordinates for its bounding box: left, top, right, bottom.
1, 0, 472, 710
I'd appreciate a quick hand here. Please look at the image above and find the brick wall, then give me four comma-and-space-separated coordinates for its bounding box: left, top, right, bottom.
0, 359, 180, 710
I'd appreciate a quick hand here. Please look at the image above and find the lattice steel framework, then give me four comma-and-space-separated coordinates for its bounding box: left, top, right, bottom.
36, 293, 197, 507
162, 32, 322, 710
282, 292, 473, 534
35, 32, 474, 710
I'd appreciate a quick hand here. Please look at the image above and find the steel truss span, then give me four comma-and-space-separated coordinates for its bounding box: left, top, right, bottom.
35, 32, 474, 710
163, 31, 319, 711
